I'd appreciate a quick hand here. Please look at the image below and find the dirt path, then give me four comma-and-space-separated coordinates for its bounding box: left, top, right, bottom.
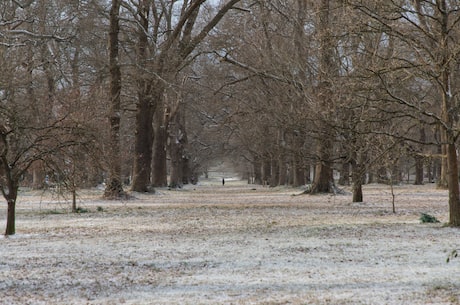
0, 181, 459, 304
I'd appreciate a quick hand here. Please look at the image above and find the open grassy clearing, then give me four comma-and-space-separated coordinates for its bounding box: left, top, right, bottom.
0, 180, 459, 304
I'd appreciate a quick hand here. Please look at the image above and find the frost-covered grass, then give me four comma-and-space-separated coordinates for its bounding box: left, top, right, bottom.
0, 181, 459, 304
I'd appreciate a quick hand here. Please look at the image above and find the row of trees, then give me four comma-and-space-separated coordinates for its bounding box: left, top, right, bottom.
0, 0, 242, 235
210, 0, 460, 223
1, 0, 460, 235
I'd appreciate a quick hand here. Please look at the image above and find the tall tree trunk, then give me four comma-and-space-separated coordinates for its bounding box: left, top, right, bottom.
270, 159, 280, 187
352, 181, 363, 203
351, 160, 364, 202
277, 130, 287, 186
292, 156, 306, 187
438, 133, 448, 188
438, 0, 460, 225
426, 157, 433, 183
253, 157, 262, 185
278, 158, 287, 186
262, 159, 271, 186
312, 140, 334, 193
5, 187, 18, 236
1, 155, 18, 235
377, 167, 387, 184
131, 2, 155, 192
104, 0, 125, 198
391, 162, 401, 185
131, 94, 154, 191
447, 139, 460, 225
182, 156, 191, 185
169, 107, 186, 188
339, 161, 350, 186
414, 126, 425, 185
152, 103, 168, 187
414, 156, 424, 185
310, 0, 335, 194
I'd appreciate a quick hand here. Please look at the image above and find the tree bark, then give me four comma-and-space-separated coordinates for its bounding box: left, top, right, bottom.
414, 156, 424, 185
131, 0, 155, 192
414, 127, 425, 185
4, 180, 18, 236
169, 107, 186, 188
131, 93, 154, 191
152, 104, 168, 187
447, 139, 460, 225
270, 159, 280, 187
292, 156, 306, 187
253, 157, 262, 185
310, 0, 335, 194
339, 161, 350, 186
2, 156, 19, 235
6, 199, 15, 235
278, 158, 287, 186
352, 182, 363, 203
262, 159, 271, 186
104, 0, 125, 199
351, 159, 364, 202
311, 143, 334, 193
437, 0, 460, 226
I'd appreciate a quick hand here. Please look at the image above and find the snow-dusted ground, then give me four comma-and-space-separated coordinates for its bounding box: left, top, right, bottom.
0, 180, 459, 304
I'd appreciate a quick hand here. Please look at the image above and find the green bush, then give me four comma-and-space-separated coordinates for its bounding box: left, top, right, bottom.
420, 213, 440, 223
75, 207, 89, 213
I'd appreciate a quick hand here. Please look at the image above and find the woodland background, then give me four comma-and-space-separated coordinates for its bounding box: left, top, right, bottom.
2, 0, 460, 235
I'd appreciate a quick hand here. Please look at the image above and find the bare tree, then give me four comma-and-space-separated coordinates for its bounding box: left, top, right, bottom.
347, 0, 460, 224
0, 0, 98, 234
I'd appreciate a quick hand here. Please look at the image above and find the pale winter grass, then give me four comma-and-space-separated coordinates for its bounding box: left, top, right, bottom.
0, 180, 459, 304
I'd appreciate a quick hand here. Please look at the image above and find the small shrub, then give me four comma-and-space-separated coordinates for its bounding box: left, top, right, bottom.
420, 213, 440, 223
75, 207, 89, 213
97, 206, 104, 212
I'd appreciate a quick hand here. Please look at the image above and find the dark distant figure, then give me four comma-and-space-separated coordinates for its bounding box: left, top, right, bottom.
222, 178, 225, 186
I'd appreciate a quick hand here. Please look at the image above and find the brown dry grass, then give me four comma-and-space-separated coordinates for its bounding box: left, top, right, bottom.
0, 180, 459, 304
